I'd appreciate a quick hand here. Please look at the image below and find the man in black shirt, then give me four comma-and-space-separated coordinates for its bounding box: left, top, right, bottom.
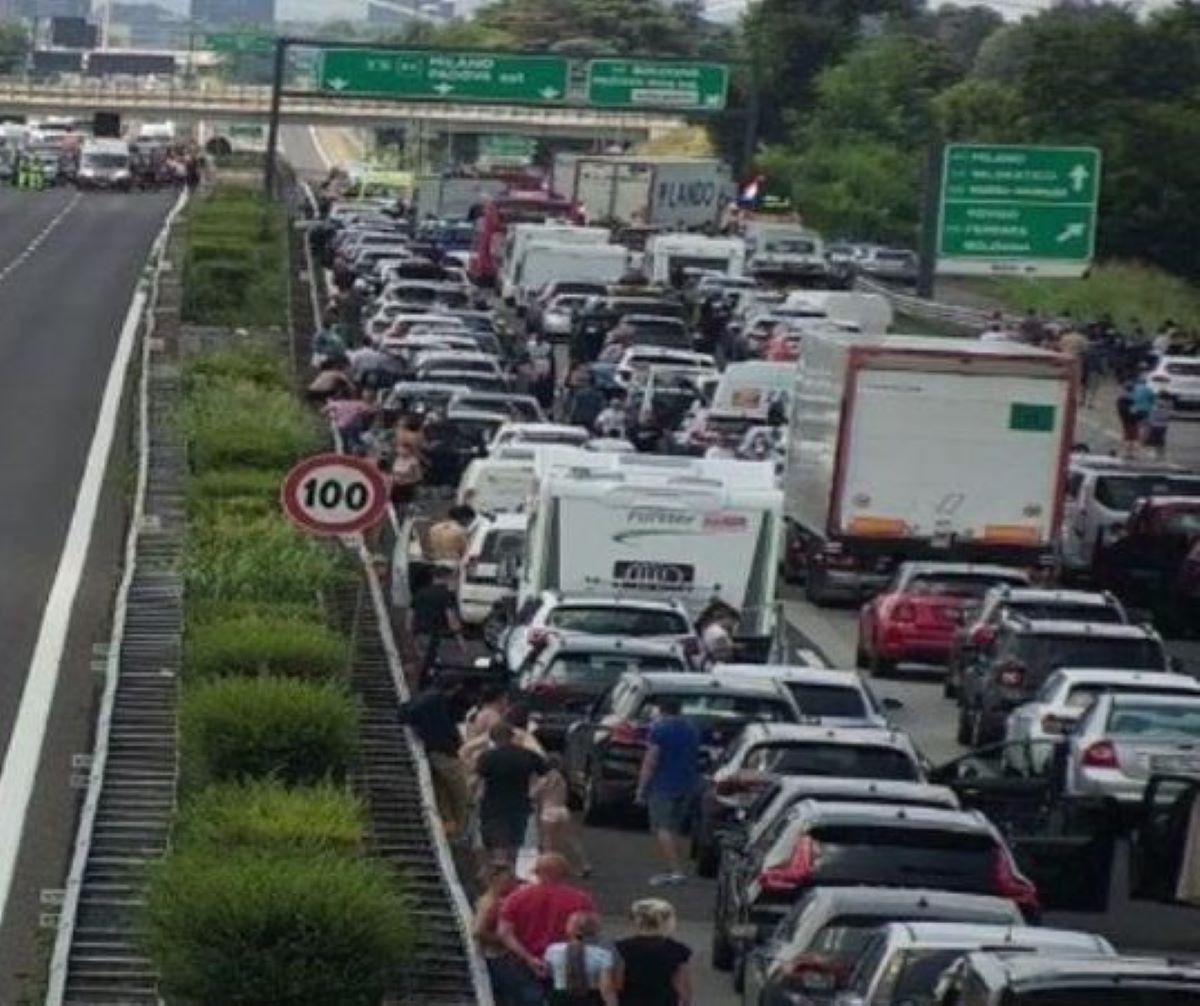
407, 564, 467, 688
475, 723, 547, 864
398, 686, 470, 840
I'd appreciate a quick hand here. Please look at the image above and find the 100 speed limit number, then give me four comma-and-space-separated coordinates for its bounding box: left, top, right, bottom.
280, 453, 389, 536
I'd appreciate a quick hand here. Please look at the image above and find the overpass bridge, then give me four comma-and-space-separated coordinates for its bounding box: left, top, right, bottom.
0, 78, 686, 141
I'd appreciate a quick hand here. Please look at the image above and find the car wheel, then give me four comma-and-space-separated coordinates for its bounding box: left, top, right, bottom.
956, 704, 973, 746
804, 567, 833, 607
581, 762, 610, 826
710, 921, 735, 972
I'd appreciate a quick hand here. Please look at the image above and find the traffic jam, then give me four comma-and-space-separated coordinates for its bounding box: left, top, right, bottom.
306, 154, 1200, 1005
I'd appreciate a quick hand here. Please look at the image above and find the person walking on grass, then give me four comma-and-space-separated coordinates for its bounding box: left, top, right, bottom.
635, 696, 700, 887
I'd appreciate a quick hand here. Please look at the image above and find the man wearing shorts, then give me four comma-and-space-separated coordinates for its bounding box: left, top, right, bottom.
476, 723, 547, 865
636, 695, 701, 887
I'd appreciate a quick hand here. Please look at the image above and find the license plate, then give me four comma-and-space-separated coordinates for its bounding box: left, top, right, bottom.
1149, 754, 1200, 775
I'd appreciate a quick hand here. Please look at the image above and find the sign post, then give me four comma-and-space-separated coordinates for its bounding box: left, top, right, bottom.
586, 59, 729, 111
280, 454, 388, 537
936, 143, 1102, 278
318, 49, 569, 104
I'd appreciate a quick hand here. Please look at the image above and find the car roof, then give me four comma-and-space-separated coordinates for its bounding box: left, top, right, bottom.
541, 635, 684, 658
900, 561, 1029, 580
1070, 454, 1190, 475
799, 886, 1019, 920
545, 592, 687, 613
1004, 618, 1159, 639
632, 670, 788, 697
766, 777, 959, 808
994, 587, 1117, 606
1054, 669, 1199, 688
715, 664, 866, 688
790, 800, 990, 833
735, 722, 913, 749
1105, 691, 1200, 708
878, 921, 1111, 952
476, 512, 529, 532
969, 952, 1200, 988
497, 422, 587, 436
443, 409, 505, 424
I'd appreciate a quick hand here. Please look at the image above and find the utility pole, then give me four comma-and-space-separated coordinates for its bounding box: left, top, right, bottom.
263, 36, 286, 199
916, 141, 944, 300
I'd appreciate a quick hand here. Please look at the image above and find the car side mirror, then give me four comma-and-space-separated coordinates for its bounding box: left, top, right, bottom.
882, 697, 904, 712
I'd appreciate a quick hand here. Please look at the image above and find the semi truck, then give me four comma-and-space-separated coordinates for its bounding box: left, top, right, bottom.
786, 332, 1078, 605
521, 448, 783, 659
553, 154, 734, 230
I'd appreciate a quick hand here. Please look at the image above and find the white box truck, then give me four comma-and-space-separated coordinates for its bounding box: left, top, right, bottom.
555, 155, 734, 230
513, 242, 630, 309
521, 449, 783, 658
787, 332, 1078, 604
414, 175, 510, 221
499, 224, 611, 305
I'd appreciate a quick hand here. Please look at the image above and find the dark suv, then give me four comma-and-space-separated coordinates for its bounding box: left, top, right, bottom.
957, 618, 1168, 746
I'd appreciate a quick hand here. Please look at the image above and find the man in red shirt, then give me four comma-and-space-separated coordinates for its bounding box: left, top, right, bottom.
496, 853, 595, 1004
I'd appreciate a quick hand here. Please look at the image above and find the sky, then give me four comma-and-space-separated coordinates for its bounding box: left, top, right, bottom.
703, 0, 1178, 22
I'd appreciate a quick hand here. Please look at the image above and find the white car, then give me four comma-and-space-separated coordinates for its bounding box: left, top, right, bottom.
487, 422, 590, 455
713, 664, 903, 730
541, 293, 590, 339
501, 591, 701, 674
458, 513, 528, 627
615, 347, 716, 386
1006, 667, 1200, 747
1148, 354, 1200, 409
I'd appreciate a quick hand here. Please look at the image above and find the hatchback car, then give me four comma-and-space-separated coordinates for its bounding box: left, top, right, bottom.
1148, 353, 1200, 410
857, 563, 1031, 677
714, 665, 896, 728
713, 801, 1041, 974
838, 921, 1113, 1006
515, 636, 691, 749
1065, 691, 1200, 805
693, 722, 926, 877
564, 671, 801, 824
742, 887, 1022, 1006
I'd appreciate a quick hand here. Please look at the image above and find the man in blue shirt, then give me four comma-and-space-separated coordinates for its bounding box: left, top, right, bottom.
635, 695, 701, 886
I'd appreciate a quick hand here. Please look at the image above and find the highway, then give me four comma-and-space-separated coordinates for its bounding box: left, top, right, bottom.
0, 186, 176, 995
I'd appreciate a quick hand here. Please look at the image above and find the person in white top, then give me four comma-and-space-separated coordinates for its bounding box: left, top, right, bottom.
542, 911, 617, 1005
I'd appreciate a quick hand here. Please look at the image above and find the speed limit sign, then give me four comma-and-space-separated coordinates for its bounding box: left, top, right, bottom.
280, 453, 389, 536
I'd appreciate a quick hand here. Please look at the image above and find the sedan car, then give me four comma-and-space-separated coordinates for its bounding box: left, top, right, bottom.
1065, 691, 1200, 805
692, 721, 925, 877
713, 666, 896, 729
742, 887, 1022, 1006
564, 671, 801, 824
857, 563, 1031, 677
515, 635, 691, 749
1148, 353, 1200, 410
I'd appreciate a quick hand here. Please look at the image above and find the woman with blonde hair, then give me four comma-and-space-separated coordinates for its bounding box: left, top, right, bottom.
614, 899, 692, 1006
543, 910, 617, 1005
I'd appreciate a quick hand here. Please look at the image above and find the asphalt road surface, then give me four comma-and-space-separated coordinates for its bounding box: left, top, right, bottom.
0, 186, 176, 997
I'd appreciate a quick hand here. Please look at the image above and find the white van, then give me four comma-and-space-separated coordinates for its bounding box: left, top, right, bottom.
711, 361, 794, 422
77, 138, 133, 191
458, 512, 528, 626
499, 224, 610, 305
644, 233, 746, 287
514, 243, 629, 310
458, 452, 539, 514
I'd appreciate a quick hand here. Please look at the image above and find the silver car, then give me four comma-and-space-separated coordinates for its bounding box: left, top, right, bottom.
1065, 691, 1200, 804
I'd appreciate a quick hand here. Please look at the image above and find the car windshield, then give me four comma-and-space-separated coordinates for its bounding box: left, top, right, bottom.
909, 574, 1023, 598
742, 742, 919, 780
548, 652, 684, 684
1166, 361, 1200, 377
547, 607, 688, 636
1065, 684, 1197, 710
83, 153, 127, 169
784, 684, 869, 719
765, 239, 817, 255
459, 397, 540, 421
1015, 990, 1200, 1005
1106, 702, 1200, 738
479, 530, 525, 563
1093, 475, 1200, 511
1011, 602, 1123, 623
1025, 635, 1165, 675
890, 948, 976, 1001
510, 429, 587, 446
800, 825, 997, 892
644, 693, 793, 723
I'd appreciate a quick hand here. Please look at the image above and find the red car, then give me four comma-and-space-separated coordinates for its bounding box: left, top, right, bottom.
856, 562, 1030, 676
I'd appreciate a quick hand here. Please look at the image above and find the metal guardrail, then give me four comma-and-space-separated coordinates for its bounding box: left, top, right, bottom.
0, 78, 685, 137
855, 275, 1006, 332
45, 189, 189, 1006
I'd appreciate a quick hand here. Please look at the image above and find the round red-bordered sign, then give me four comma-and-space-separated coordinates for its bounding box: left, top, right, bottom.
280, 453, 389, 537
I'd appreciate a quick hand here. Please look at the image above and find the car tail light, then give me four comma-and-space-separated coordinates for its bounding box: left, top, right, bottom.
1082, 740, 1119, 768
996, 660, 1026, 689
990, 847, 1040, 913
759, 835, 819, 892
970, 625, 997, 647
892, 602, 916, 623
609, 721, 647, 746
781, 953, 850, 993
1041, 713, 1072, 735
528, 680, 565, 697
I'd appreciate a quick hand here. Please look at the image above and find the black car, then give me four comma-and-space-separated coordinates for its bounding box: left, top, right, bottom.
562, 671, 800, 825
957, 616, 1168, 746
515, 636, 691, 749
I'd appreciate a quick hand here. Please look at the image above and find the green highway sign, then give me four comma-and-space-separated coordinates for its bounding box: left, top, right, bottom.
318, 49, 569, 104
586, 59, 729, 110
479, 134, 536, 161
937, 144, 1102, 278
204, 32, 275, 55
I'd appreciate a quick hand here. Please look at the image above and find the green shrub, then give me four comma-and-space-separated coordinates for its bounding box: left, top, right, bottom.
180, 379, 318, 472
184, 513, 343, 605
188, 598, 325, 627
181, 677, 358, 789
185, 347, 288, 391
145, 849, 413, 1006
186, 615, 349, 682
187, 468, 280, 504
175, 781, 365, 855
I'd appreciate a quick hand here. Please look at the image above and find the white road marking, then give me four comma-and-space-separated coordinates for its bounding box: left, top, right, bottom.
307, 125, 334, 171
0, 193, 179, 927
0, 193, 82, 287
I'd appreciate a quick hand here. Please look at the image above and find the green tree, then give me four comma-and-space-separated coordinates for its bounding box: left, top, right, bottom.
0, 20, 30, 76
919, 3, 1003, 69
933, 78, 1027, 142
971, 23, 1033, 83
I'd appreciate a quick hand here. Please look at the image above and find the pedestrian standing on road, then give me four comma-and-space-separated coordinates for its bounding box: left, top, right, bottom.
613, 899, 693, 1006
477, 722, 548, 865
1132, 372, 1156, 443
397, 685, 472, 841
697, 601, 739, 665
1144, 390, 1172, 460
408, 564, 468, 688
635, 696, 700, 887
535, 755, 592, 878
1117, 381, 1141, 459
466, 684, 512, 742
475, 861, 525, 1004
390, 413, 426, 513
543, 912, 618, 1006
498, 853, 598, 1006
